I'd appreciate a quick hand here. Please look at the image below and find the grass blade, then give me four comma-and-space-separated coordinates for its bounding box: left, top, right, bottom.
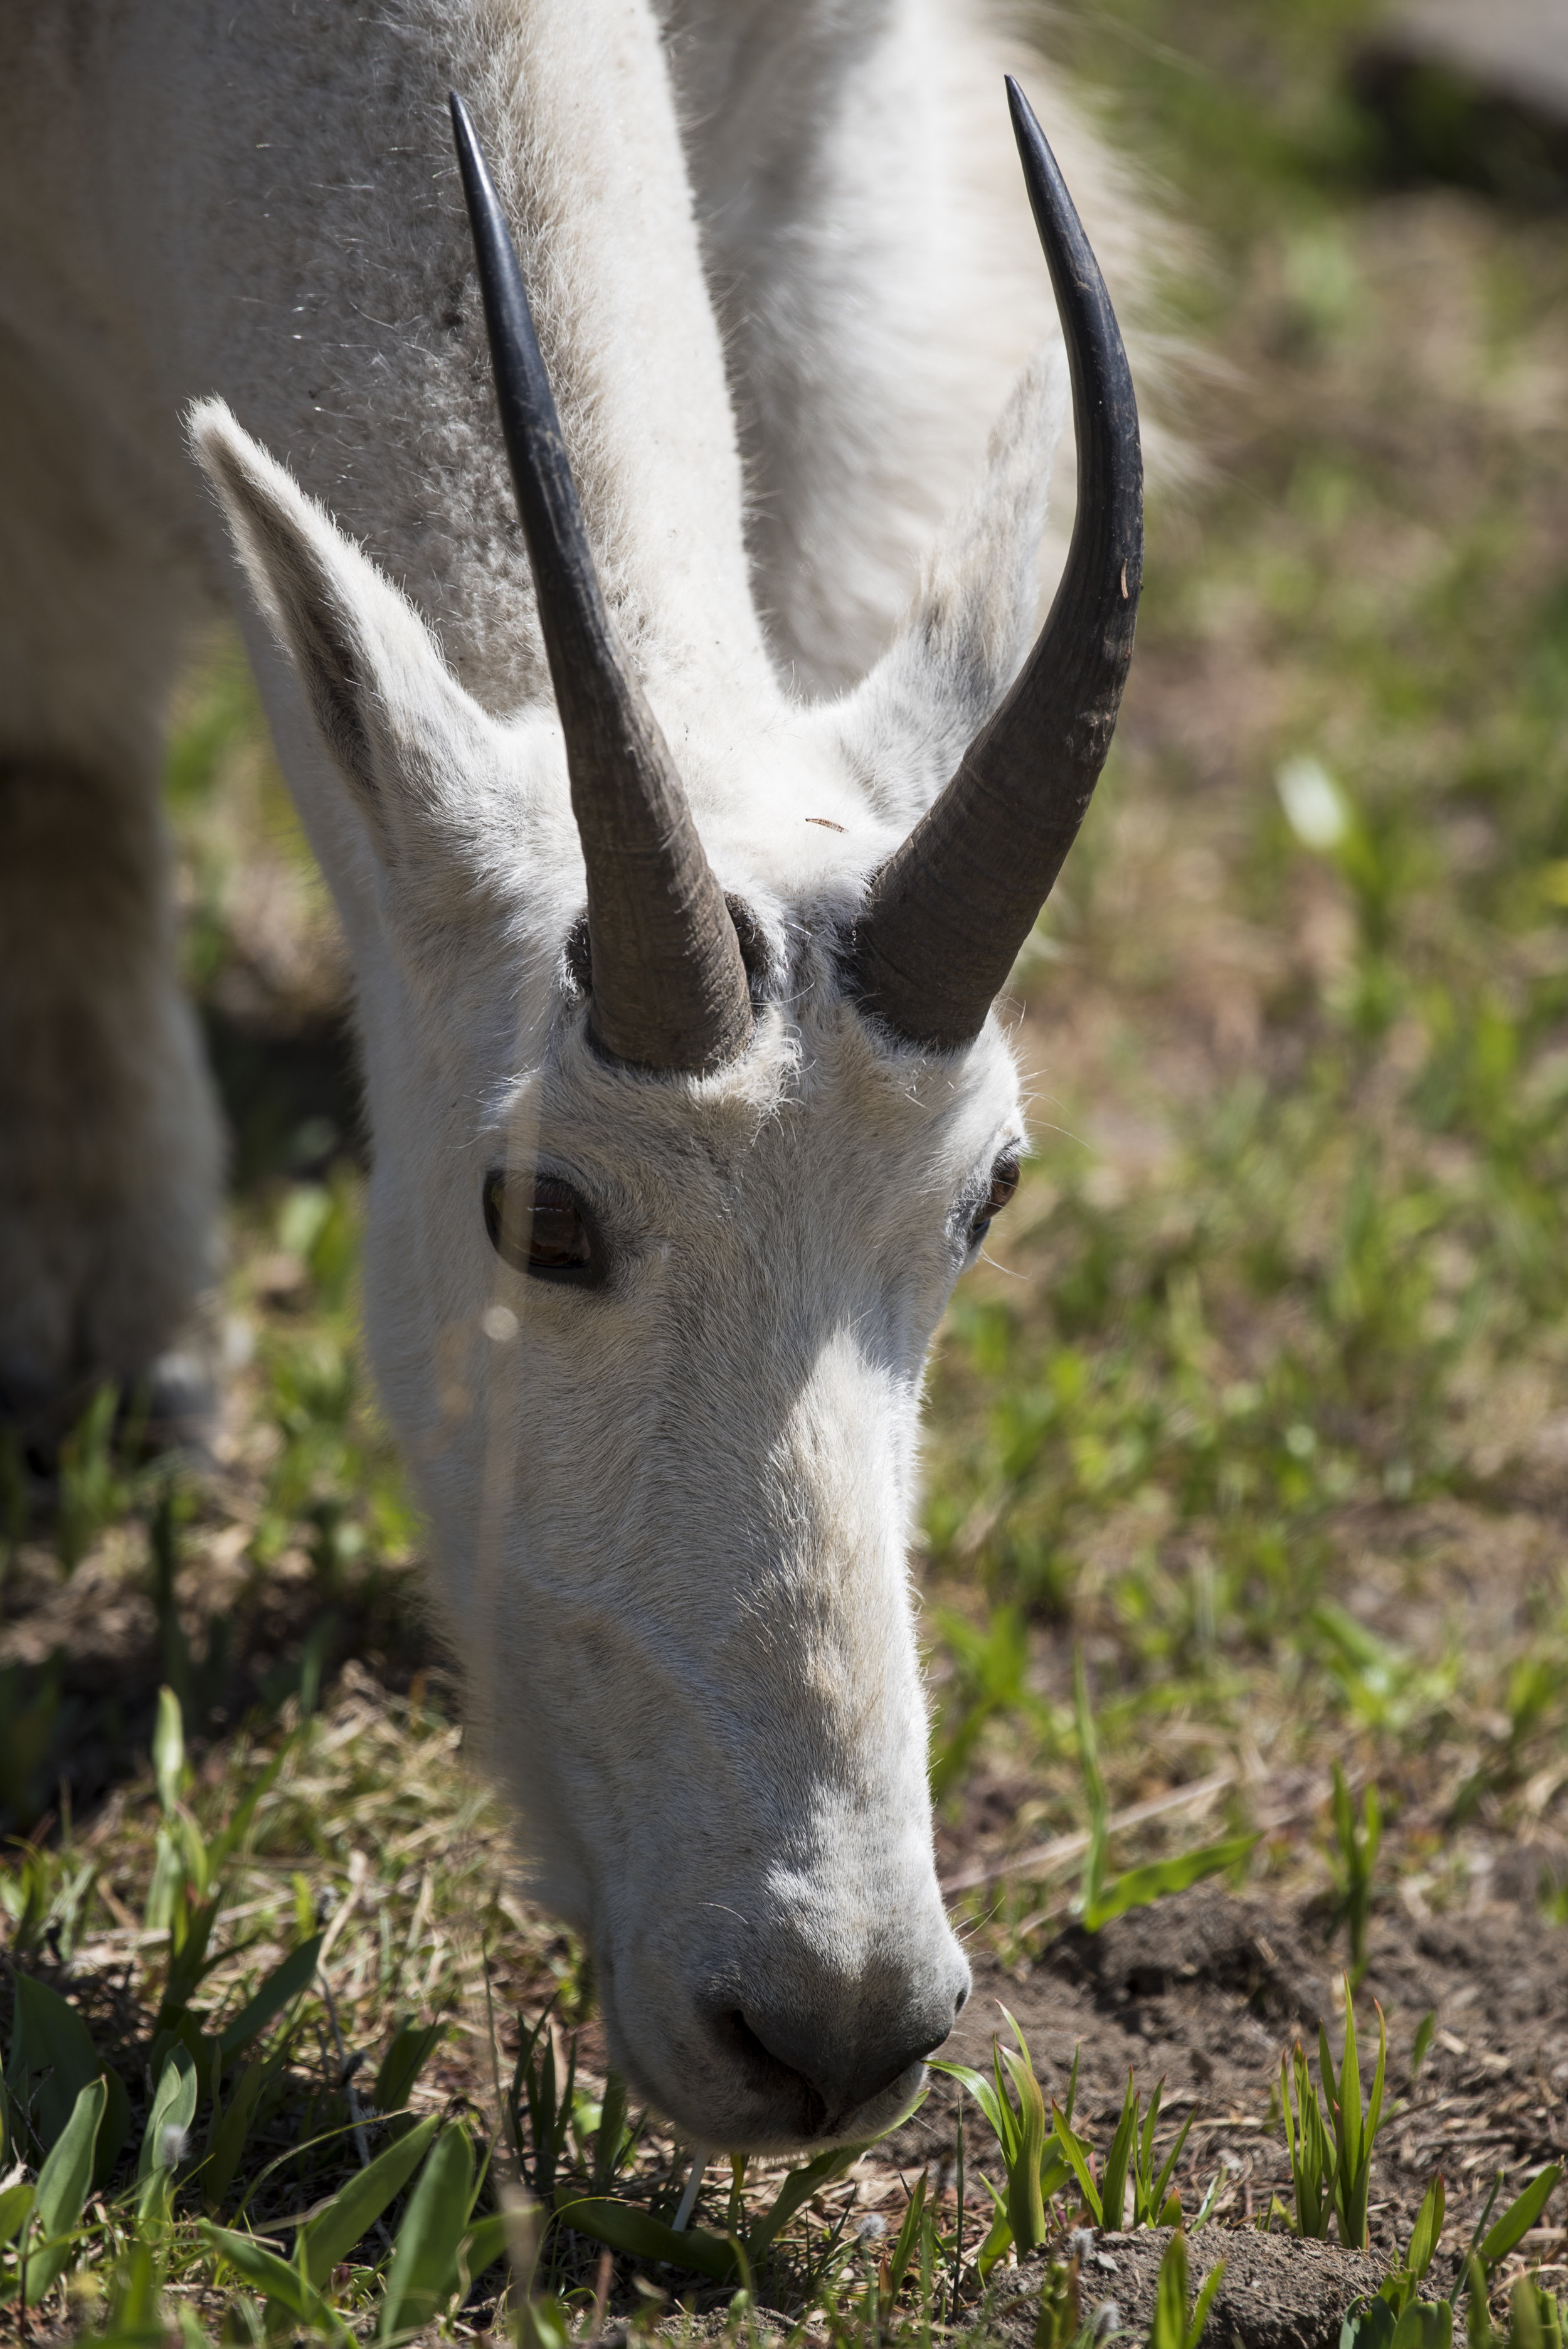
0, 2184, 34, 2252
216, 1933, 324, 2060
1086, 1835, 1259, 1931
1052, 2103, 1102, 2225
7, 1973, 124, 2173
1152, 2227, 1189, 2349
999, 2044, 1049, 2251
1408, 2174, 1446, 2285
750, 2143, 864, 2260
299, 2111, 442, 2288
553, 2193, 738, 2282
376, 2124, 474, 2339
1477, 2164, 1562, 2273
24, 2075, 106, 2303
370, 2020, 445, 2120
1188, 2254, 1227, 2349
1099, 2071, 1140, 2234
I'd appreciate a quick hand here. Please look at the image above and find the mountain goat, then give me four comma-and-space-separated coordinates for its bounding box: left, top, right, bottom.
0, 1, 1150, 2149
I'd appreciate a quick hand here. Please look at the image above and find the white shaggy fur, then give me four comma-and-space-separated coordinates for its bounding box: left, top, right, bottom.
0, 0, 1168, 2145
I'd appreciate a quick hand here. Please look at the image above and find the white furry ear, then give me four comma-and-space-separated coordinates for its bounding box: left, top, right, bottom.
189, 399, 493, 868
825, 348, 1067, 829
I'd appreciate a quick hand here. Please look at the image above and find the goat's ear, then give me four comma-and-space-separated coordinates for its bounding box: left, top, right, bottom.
189, 399, 492, 863
827, 349, 1068, 829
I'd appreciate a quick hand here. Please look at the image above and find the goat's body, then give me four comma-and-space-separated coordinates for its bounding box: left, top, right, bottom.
0, 0, 1163, 2143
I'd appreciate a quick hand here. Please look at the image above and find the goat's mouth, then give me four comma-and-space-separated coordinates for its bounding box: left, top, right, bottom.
716, 2006, 830, 2138
714, 2008, 930, 2146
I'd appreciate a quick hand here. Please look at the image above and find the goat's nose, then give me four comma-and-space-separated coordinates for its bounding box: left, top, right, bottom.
722, 1972, 965, 2136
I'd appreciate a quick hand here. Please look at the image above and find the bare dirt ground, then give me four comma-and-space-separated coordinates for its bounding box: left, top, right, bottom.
899, 1884, 1568, 2249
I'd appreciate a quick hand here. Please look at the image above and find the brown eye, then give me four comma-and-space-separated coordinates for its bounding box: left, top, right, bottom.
483, 1171, 601, 1284
970, 1157, 1020, 1248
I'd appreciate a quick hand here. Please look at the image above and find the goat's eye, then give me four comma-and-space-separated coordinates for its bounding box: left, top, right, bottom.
483, 1171, 601, 1283
970, 1157, 1020, 1249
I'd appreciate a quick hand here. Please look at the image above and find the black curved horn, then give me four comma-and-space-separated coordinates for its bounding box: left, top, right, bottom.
849, 77, 1143, 1052
450, 92, 751, 1075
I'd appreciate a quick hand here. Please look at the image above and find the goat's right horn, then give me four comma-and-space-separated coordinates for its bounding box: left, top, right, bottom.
450, 92, 752, 1076
848, 77, 1144, 1053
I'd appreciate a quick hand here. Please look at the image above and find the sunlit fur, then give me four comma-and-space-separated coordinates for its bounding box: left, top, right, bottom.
0, 0, 1168, 2145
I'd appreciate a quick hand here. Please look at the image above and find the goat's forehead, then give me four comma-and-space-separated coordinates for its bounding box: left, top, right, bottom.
484, 1003, 1021, 1197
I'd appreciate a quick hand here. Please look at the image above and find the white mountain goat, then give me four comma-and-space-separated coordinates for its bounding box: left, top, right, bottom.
0, 2, 1148, 2150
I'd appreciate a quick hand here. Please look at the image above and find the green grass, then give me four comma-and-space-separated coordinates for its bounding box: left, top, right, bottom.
5, 0, 1568, 2338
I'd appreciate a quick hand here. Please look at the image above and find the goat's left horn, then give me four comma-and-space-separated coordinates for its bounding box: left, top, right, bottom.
848, 77, 1143, 1053
450, 92, 752, 1076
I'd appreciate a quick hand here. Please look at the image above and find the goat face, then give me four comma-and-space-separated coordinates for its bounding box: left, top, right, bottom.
449, 978, 1020, 2149
192, 80, 1138, 2148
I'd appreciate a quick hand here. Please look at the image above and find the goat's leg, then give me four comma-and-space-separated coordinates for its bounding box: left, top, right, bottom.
0, 332, 222, 1447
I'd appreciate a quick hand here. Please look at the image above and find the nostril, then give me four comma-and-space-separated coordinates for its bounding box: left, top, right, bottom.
728, 2002, 939, 2132
953, 1983, 969, 2015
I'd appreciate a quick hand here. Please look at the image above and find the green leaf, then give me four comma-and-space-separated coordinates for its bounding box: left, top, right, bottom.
1318, 2018, 1341, 2128
376, 2123, 474, 2338
153, 1685, 186, 1817
217, 1933, 324, 2059
1000, 2042, 1050, 2252
1477, 2165, 1561, 2273
928, 2057, 1011, 2151
8, 1973, 102, 2155
1083, 1835, 1259, 1931
1412, 2013, 1436, 2079
1390, 2302, 1453, 2349
551, 2193, 738, 2283
458, 2212, 510, 2284
0, 2183, 34, 2252
139, 2045, 198, 2182
1099, 2071, 1140, 2234
1512, 2281, 1546, 2349
1152, 2108, 1198, 2221
1338, 1988, 1364, 2175
370, 2018, 445, 2119
199, 2222, 336, 2330
1187, 2253, 1227, 2349
1152, 2227, 1189, 2349
1465, 2256, 1492, 2349
975, 2199, 1014, 2281
24, 2076, 106, 2303
1052, 2102, 1101, 2225
884, 2173, 928, 2311
749, 2141, 864, 2260
1345, 2300, 1397, 2349
1365, 2003, 1387, 2163
299, 2111, 442, 2288
105, 2234, 166, 2340
1408, 2174, 1446, 2283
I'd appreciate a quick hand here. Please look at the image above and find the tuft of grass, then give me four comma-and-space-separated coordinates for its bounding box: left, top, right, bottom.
933, 2010, 1068, 2271
1278, 1977, 1387, 2248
